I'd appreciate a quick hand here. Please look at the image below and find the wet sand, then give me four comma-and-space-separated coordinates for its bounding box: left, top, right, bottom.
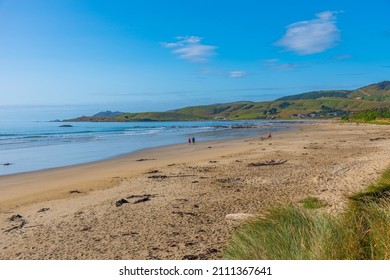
1, 121, 390, 259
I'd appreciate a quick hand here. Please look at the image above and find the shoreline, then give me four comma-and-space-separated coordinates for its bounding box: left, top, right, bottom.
2, 121, 390, 259
0, 135, 270, 210
0, 119, 298, 177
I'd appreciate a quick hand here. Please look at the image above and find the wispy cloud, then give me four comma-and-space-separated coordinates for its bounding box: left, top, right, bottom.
276, 11, 341, 55
263, 58, 300, 71
229, 71, 247, 78
198, 68, 248, 78
162, 36, 217, 63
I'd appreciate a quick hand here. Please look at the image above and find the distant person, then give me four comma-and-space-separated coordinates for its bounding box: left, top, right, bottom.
268, 132, 272, 139
188, 137, 191, 144
192, 137, 195, 144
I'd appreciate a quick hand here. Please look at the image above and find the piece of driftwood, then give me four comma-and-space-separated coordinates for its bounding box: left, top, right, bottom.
134, 197, 150, 204
4, 219, 27, 233
168, 174, 196, 178
144, 170, 159, 174
127, 194, 156, 204
148, 175, 168, 179
115, 198, 129, 207
9, 214, 23, 221
248, 159, 287, 167
369, 137, 386, 141
69, 190, 81, 194
136, 158, 156, 162
127, 194, 147, 199
148, 174, 196, 179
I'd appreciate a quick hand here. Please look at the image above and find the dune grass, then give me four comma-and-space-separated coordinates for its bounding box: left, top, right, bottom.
299, 196, 328, 209
224, 168, 390, 260
224, 206, 353, 259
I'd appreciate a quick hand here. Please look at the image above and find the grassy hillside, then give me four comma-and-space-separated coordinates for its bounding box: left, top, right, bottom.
173, 98, 390, 120
276, 90, 350, 101
65, 81, 390, 121
348, 81, 390, 101
115, 112, 209, 121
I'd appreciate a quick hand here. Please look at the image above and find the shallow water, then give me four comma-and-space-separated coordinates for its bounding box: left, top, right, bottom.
0, 120, 294, 175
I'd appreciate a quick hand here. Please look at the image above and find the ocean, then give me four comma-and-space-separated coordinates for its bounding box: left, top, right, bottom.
0, 120, 294, 176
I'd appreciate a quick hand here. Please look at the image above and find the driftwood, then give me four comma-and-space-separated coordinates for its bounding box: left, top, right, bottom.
9, 214, 23, 221
148, 175, 168, 179
168, 174, 197, 178
248, 159, 287, 167
127, 194, 148, 199
148, 174, 196, 179
69, 190, 81, 194
370, 137, 386, 141
144, 170, 160, 174
126, 194, 156, 204
133, 197, 150, 204
4, 219, 27, 233
115, 198, 129, 207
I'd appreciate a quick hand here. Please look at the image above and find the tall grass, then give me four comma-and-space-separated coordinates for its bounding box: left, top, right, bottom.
299, 196, 328, 209
224, 169, 390, 260
224, 206, 354, 259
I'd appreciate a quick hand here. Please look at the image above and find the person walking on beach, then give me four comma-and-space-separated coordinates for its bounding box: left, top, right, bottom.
192, 137, 195, 144
188, 137, 191, 144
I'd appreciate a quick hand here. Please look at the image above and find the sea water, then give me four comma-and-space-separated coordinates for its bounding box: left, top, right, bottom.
0, 120, 294, 176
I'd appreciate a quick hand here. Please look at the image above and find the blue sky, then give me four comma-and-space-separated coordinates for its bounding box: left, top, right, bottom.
0, 0, 389, 119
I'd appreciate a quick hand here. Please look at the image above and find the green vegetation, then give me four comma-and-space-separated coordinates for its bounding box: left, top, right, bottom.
343, 107, 390, 124
65, 81, 390, 121
224, 206, 351, 259
115, 112, 208, 121
348, 81, 390, 102
276, 90, 350, 101
224, 168, 390, 260
299, 196, 327, 209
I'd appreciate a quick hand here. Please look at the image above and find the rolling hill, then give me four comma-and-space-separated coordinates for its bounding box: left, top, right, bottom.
65, 81, 390, 121
347, 81, 390, 101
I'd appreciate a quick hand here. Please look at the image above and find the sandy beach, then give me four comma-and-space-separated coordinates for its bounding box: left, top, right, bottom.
1, 121, 390, 260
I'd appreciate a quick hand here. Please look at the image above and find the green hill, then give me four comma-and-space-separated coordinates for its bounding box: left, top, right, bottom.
276, 90, 350, 101
347, 81, 390, 101
65, 81, 390, 121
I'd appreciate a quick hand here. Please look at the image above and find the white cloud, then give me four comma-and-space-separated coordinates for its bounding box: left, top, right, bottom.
276, 11, 341, 55
162, 36, 217, 63
229, 71, 247, 78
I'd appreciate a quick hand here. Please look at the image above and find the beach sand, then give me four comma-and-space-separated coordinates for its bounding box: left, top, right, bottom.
1, 121, 390, 260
